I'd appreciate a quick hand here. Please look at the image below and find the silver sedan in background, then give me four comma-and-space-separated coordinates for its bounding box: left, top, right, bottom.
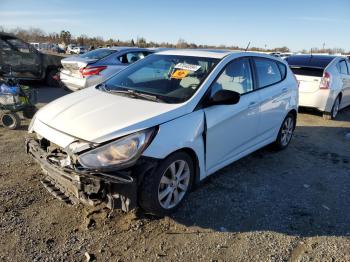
60, 47, 154, 91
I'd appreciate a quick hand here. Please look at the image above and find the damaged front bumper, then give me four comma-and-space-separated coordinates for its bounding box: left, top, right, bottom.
25, 136, 157, 212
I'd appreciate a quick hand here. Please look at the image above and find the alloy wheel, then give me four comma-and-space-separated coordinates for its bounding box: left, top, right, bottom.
280, 116, 294, 147
158, 160, 190, 209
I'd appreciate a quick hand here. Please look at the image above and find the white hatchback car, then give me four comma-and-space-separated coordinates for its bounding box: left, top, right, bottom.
287, 55, 350, 119
26, 50, 298, 216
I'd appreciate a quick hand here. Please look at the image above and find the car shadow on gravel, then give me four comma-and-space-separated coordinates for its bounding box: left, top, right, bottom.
169, 125, 350, 238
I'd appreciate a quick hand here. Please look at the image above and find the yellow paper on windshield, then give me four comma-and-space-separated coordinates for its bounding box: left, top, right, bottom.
171, 69, 189, 79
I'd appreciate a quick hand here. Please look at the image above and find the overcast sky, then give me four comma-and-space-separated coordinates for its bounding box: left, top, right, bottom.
1, 0, 350, 51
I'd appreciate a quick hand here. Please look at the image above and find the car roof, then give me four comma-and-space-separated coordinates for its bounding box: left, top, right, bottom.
157, 49, 234, 59
103, 46, 151, 52
0, 32, 17, 39
286, 55, 337, 69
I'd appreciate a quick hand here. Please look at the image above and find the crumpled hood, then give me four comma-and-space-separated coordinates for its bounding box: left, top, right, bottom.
34, 87, 186, 143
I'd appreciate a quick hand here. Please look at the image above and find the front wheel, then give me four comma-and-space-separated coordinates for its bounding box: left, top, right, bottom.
274, 113, 295, 150
139, 151, 194, 216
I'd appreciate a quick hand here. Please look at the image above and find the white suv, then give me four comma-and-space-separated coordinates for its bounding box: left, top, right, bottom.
26, 50, 298, 216
287, 55, 350, 119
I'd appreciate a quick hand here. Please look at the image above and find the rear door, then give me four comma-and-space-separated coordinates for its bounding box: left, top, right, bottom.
338, 60, 350, 107
253, 57, 290, 140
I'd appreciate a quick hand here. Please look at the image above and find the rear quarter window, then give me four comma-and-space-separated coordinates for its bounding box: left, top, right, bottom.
254, 58, 282, 88
337, 60, 349, 75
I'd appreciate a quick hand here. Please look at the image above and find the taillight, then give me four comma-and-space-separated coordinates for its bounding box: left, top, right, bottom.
79, 66, 107, 77
319, 71, 331, 89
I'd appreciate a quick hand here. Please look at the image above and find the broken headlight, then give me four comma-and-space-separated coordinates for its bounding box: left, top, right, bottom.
78, 128, 155, 169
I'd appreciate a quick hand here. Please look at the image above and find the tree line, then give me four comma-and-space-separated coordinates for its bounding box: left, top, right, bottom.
0, 26, 348, 54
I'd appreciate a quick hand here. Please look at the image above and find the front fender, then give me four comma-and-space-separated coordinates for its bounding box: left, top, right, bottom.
142, 110, 206, 181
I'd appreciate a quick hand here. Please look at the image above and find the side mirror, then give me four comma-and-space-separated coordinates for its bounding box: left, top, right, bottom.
208, 89, 240, 106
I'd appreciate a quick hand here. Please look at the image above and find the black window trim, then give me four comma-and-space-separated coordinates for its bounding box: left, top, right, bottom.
252, 57, 287, 90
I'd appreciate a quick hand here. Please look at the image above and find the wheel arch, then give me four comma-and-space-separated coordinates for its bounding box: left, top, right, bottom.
164, 147, 201, 189
288, 109, 297, 128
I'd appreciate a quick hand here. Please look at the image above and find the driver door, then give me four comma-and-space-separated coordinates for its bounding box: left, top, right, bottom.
204, 58, 261, 174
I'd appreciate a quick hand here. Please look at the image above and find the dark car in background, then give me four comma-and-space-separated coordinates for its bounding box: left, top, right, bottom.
0, 32, 62, 86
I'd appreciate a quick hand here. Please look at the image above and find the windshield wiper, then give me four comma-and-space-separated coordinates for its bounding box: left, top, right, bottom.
107, 88, 165, 103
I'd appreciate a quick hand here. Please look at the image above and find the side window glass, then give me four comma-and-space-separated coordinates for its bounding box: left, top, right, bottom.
338, 60, 348, 75
210, 58, 253, 96
255, 58, 282, 88
142, 51, 152, 57
0, 39, 12, 51
127, 52, 145, 63
118, 54, 129, 64
7, 38, 30, 53
119, 52, 146, 64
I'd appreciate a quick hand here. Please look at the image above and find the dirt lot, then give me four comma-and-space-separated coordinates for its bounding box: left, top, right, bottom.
1, 87, 350, 262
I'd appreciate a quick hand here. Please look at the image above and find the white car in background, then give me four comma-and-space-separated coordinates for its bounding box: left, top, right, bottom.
287, 55, 350, 119
70, 46, 86, 54
27, 49, 298, 216
60, 47, 153, 91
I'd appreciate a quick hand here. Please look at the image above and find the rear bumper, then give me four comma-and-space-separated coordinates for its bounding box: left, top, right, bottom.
60, 72, 87, 91
60, 72, 104, 92
299, 89, 334, 112
25, 137, 157, 211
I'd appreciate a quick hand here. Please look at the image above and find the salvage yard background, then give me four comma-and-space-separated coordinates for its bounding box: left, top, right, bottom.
0, 85, 349, 261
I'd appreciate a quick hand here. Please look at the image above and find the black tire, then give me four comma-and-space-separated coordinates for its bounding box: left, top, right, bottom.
22, 106, 37, 119
273, 113, 295, 150
139, 151, 195, 217
323, 95, 340, 120
45, 68, 60, 87
1, 112, 20, 130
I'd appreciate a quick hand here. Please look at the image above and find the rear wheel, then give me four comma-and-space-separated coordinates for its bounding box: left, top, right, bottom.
323, 96, 340, 120
1, 112, 20, 130
274, 113, 295, 150
139, 151, 194, 216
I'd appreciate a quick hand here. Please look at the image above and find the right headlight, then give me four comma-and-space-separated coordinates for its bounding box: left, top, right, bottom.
78, 128, 155, 170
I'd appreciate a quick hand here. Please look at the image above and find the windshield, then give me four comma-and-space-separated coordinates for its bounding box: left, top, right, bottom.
103, 54, 219, 103
80, 49, 117, 59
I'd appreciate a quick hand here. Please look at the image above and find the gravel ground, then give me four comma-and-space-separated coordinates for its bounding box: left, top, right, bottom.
0, 87, 350, 262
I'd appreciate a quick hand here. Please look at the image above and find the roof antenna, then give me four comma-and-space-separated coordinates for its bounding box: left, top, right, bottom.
310, 48, 313, 57
245, 41, 251, 52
